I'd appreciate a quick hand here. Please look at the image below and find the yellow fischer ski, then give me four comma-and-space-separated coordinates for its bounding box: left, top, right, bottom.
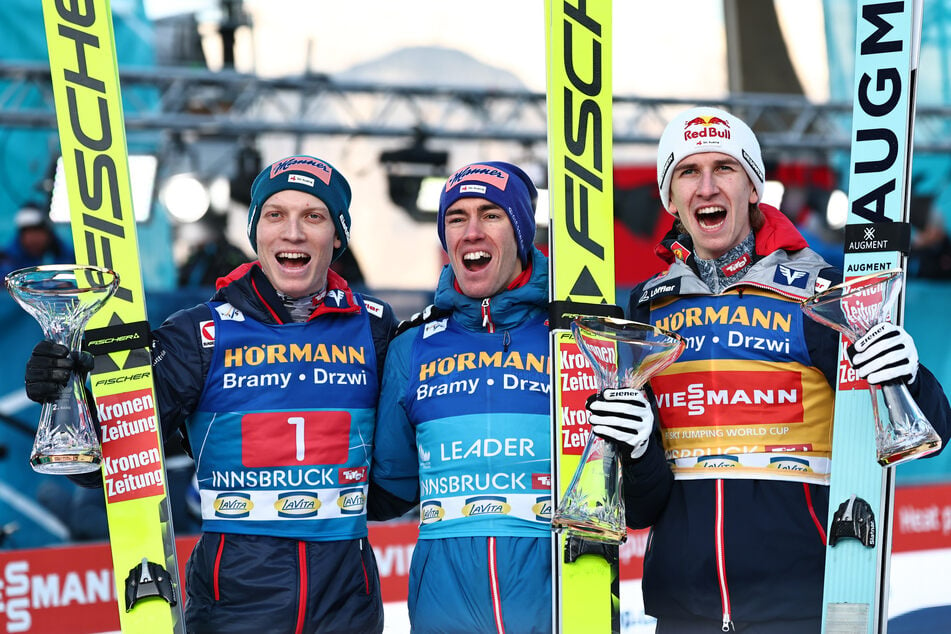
40, 0, 184, 631
545, 1, 621, 632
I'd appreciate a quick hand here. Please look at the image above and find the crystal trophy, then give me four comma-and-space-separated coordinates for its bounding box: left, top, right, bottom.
552, 316, 685, 544
5, 264, 118, 474
801, 269, 941, 466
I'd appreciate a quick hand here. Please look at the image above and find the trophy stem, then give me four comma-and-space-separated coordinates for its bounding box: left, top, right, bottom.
30, 372, 102, 473
552, 433, 626, 543
876, 383, 942, 466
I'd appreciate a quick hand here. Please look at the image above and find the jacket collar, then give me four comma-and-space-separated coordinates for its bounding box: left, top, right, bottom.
433, 247, 549, 332
214, 262, 359, 324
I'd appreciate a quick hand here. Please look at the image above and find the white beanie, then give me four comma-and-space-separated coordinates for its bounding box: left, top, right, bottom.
656, 106, 765, 214
14, 205, 47, 229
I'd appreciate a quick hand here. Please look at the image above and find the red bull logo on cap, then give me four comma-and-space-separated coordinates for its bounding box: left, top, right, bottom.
683, 115, 732, 144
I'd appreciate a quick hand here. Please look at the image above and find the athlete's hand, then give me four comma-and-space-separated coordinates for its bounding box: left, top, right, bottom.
586, 388, 654, 459
847, 322, 919, 386
25, 340, 94, 403
395, 304, 451, 336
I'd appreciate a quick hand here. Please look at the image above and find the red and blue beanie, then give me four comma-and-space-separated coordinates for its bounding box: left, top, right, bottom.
437, 161, 538, 267
246, 155, 352, 261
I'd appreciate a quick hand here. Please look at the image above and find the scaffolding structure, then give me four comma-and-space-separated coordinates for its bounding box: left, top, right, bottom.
3, 61, 951, 157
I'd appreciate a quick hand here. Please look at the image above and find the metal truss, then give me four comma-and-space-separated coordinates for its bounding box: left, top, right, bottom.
3, 61, 951, 157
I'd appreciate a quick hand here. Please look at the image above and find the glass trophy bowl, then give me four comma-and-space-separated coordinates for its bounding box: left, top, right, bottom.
551, 316, 685, 544
800, 269, 941, 467
5, 264, 119, 474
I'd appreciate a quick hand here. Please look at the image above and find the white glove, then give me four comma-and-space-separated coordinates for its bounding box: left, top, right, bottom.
848, 322, 919, 385
586, 388, 654, 459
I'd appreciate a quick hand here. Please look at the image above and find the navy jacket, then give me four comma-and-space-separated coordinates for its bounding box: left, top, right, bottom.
623, 206, 951, 627
152, 263, 396, 633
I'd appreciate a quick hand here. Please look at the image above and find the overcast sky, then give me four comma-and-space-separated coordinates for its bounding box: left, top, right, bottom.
146, 0, 828, 101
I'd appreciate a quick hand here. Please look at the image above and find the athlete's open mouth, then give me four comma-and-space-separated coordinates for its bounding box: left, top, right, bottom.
696, 206, 727, 229
463, 250, 492, 271
277, 252, 311, 268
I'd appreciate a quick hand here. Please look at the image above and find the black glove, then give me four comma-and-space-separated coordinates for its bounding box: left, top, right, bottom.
25, 340, 94, 403
395, 304, 451, 336
846, 322, 919, 386
586, 388, 654, 459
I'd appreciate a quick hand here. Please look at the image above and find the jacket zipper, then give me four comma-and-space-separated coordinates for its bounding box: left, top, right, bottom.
714, 484, 825, 630
481, 298, 495, 333
715, 479, 734, 631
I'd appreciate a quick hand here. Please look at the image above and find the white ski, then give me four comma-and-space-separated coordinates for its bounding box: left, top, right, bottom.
821, 1, 923, 632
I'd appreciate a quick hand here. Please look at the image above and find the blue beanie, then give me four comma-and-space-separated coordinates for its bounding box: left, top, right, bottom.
437, 161, 538, 267
247, 155, 352, 262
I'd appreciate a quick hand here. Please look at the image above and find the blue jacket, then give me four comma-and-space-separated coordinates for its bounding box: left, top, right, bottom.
624, 206, 951, 628
372, 248, 553, 634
